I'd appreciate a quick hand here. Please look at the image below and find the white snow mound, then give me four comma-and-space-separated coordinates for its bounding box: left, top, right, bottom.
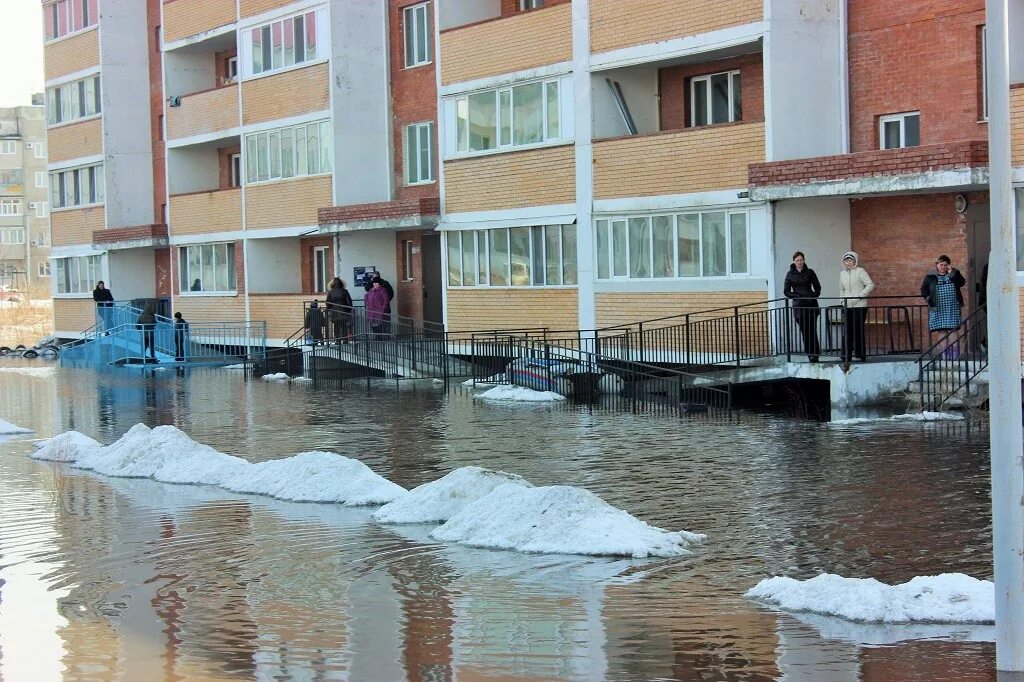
221, 451, 406, 505
0, 419, 32, 435
430, 484, 705, 558
745, 573, 994, 623
261, 373, 291, 382
474, 385, 565, 402
31, 431, 102, 462
830, 411, 963, 425
373, 466, 532, 524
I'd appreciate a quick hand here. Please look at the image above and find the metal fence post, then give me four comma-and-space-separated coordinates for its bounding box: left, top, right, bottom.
638, 322, 645, 364
784, 299, 792, 362
685, 314, 692, 366
733, 306, 741, 367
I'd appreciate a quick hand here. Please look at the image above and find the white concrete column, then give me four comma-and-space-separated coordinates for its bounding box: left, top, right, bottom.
573, 0, 595, 330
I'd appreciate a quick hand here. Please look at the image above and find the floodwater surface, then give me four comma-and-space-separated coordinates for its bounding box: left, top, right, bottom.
0, 361, 995, 681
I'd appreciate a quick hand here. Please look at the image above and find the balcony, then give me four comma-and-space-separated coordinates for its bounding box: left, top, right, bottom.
49, 117, 102, 163
593, 123, 765, 200
44, 26, 99, 81
246, 176, 332, 230
52, 206, 105, 247
163, 0, 236, 44
167, 84, 239, 142
1013, 85, 1024, 168
589, 0, 763, 56
439, 2, 572, 86
241, 63, 330, 126
169, 189, 242, 236
53, 299, 97, 334
443, 146, 575, 214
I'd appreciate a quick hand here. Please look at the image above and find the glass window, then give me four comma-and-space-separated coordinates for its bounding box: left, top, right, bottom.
678, 214, 702, 277
498, 89, 512, 147
306, 123, 320, 174
612, 220, 627, 277
904, 114, 920, 147
691, 71, 741, 127
880, 112, 921, 150
531, 226, 545, 285
701, 212, 727, 277
477, 231, 488, 285
628, 217, 651, 278
271, 21, 283, 70
251, 27, 264, 73
295, 125, 307, 175
730, 213, 748, 274
1016, 189, 1024, 270
403, 3, 431, 68
509, 227, 531, 286
180, 243, 235, 293
250, 11, 320, 76
305, 12, 317, 57
489, 229, 510, 286
596, 220, 609, 280
320, 121, 332, 173
512, 82, 543, 146
280, 128, 294, 178
545, 225, 561, 285
268, 130, 281, 178
404, 122, 434, 184
447, 232, 461, 286
256, 132, 269, 181
453, 79, 561, 154
461, 231, 476, 287
652, 215, 674, 278
561, 224, 577, 285
467, 92, 497, 151
545, 81, 560, 139
245, 135, 258, 182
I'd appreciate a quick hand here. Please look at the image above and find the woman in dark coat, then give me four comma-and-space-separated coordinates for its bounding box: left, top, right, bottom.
173, 312, 189, 362
137, 303, 157, 360
93, 281, 114, 330
920, 254, 966, 356
325, 277, 353, 343
783, 251, 822, 362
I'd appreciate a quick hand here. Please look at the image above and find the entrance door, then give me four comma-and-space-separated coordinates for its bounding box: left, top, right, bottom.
420, 233, 443, 324
967, 208, 990, 310
313, 246, 329, 293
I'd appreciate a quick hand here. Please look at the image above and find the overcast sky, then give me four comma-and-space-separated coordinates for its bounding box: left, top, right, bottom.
0, 0, 45, 107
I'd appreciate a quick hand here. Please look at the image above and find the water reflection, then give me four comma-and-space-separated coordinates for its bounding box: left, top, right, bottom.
0, 361, 996, 680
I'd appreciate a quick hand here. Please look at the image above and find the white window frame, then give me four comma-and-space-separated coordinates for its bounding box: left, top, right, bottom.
227, 56, 239, 82
0, 141, 16, 155
521, 0, 544, 9
312, 245, 329, 293
229, 153, 242, 187
690, 70, 741, 127
446, 225, 577, 288
38, 261, 51, 278
981, 25, 989, 122
55, 254, 102, 294
35, 202, 49, 218
879, 111, 921, 150
243, 119, 333, 185
35, 143, 47, 159
403, 2, 432, 69
243, 8, 326, 78
449, 76, 568, 157
178, 243, 237, 294
50, 162, 105, 209
0, 199, 23, 217
45, 74, 101, 126
0, 228, 25, 244
35, 172, 47, 188
403, 240, 414, 281
404, 121, 435, 185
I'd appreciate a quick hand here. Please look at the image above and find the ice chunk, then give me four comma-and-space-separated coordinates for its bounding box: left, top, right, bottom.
221, 451, 406, 505
260, 373, 291, 382
31, 431, 102, 462
0, 419, 32, 435
829, 411, 963, 425
473, 385, 566, 402
745, 573, 994, 623
374, 466, 532, 524
431, 484, 705, 558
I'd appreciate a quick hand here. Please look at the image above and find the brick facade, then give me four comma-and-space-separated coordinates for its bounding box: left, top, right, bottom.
166, 85, 239, 140
53, 298, 97, 333
241, 63, 329, 126
91, 224, 168, 245
52, 207, 105, 247
444, 145, 576, 213
589, 0, 762, 55
1012, 85, 1024, 167
299, 236, 333, 294
44, 27, 99, 80
48, 117, 102, 163
394, 229, 435, 320
659, 53, 764, 130
445, 288, 579, 333
162, 0, 236, 44
318, 197, 440, 225
218, 145, 242, 190
169, 189, 242, 235
246, 176, 332, 229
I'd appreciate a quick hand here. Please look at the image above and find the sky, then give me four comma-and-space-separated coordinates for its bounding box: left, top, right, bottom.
0, 0, 45, 107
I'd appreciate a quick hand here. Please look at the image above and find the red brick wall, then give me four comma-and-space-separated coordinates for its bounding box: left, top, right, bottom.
299, 236, 333, 294
154, 248, 171, 297
389, 0, 439, 202
659, 53, 764, 130
149, 0, 166, 233
395, 230, 430, 319
848, 0, 986, 153
218, 145, 242, 190
215, 47, 238, 84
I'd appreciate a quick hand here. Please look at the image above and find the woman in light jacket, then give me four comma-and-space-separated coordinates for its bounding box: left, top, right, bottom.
839, 251, 875, 362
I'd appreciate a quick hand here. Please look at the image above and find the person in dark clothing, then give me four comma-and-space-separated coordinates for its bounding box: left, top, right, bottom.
173, 312, 189, 362
306, 300, 326, 345
978, 262, 989, 308
921, 255, 966, 357
137, 303, 157, 361
783, 251, 822, 362
325, 277, 353, 343
93, 281, 114, 330
370, 274, 394, 335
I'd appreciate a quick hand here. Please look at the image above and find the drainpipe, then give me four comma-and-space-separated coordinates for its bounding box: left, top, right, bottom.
984, 0, 1024, 671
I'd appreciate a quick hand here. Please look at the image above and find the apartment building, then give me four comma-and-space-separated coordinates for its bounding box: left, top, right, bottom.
0, 103, 50, 297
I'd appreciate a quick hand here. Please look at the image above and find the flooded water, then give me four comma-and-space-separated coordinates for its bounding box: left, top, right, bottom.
0, 360, 995, 680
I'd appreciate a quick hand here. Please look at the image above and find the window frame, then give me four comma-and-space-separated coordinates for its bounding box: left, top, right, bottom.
689, 70, 742, 127
402, 240, 415, 281
50, 163, 105, 210
446, 224, 577, 288
404, 121, 435, 185
44, 0, 98, 42
38, 261, 51, 278
35, 172, 47, 188
451, 77, 565, 157
243, 119, 333, 185
245, 9, 322, 78
55, 254, 102, 295
403, 2, 432, 69
312, 245, 329, 293
0, 227, 26, 244
0, 141, 16, 155
878, 111, 921, 150
178, 243, 237, 295
521, 0, 544, 9
229, 153, 242, 188
0, 199, 23, 217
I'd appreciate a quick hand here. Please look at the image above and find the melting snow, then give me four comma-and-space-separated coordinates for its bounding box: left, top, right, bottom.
374, 466, 532, 524
474, 385, 565, 402
33, 432, 103, 462
0, 419, 32, 435
261, 373, 292, 382
829, 411, 963, 425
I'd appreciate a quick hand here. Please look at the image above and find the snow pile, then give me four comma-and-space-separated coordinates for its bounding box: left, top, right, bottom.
32, 431, 103, 462
474, 385, 566, 402
223, 364, 246, 370
745, 573, 994, 623
0, 419, 32, 435
462, 373, 506, 388
830, 411, 963, 425
261, 373, 291, 382
221, 451, 405, 505
430, 484, 705, 558
373, 466, 532, 524
291, 376, 312, 384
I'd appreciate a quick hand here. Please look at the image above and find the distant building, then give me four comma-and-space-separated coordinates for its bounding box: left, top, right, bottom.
0, 104, 50, 298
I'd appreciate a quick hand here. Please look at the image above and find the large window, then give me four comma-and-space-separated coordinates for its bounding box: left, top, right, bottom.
248, 10, 321, 76
453, 78, 562, 153
0, 170, 23, 193
244, 120, 332, 184
55, 255, 102, 294
44, 0, 98, 41
178, 243, 236, 293
403, 2, 431, 68
46, 75, 101, 125
596, 211, 748, 280
690, 70, 741, 127
0, 141, 16, 155
880, 112, 920, 150
0, 228, 25, 244
0, 199, 23, 217
447, 224, 577, 287
404, 122, 434, 184
50, 163, 105, 209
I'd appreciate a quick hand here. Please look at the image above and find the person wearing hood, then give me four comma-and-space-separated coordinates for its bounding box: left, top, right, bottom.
364, 279, 391, 338
325, 277, 353, 343
93, 281, 114, 330
173, 312, 189, 362
839, 251, 875, 362
783, 251, 822, 362
137, 303, 157, 361
305, 300, 326, 345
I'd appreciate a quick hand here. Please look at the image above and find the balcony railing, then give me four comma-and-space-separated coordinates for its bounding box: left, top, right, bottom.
163, 0, 237, 44
166, 84, 239, 140
1012, 85, 1024, 168
589, 0, 763, 55
169, 189, 241, 236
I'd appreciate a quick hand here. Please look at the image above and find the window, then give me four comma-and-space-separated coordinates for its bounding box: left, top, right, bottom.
227, 56, 238, 82
446, 224, 576, 287
521, 0, 544, 8
47, 75, 101, 126
35, 143, 47, 160
50, 163, 104, 208
178, 243, 236, 293
0, 170, 23, 193
55, 255, 102, 294
229, 153, 242, 187
0, 228, 25, 244
880, 112, 920, 150
0, 141, 16, 155
38, 261, 51, 278
402, 240, 414, 280
404, 122, 434, 184
691, 71, 741, 127
248, 10, 320, 76
35, 202, 49, 218
44, 0, 98, 41
35, 172, 47, 188
453, 78, 563, 154
981, 25, 988, 121
244, 120, 332, 183
403, 3, 431, 68
596, 210, 748, 280
0, 199, 23, 217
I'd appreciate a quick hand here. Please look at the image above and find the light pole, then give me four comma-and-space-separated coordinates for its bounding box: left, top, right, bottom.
985, 0, 1024, 671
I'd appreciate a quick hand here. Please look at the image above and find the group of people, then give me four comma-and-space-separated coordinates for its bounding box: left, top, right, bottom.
92, 282, 190, 362
783, 251, 967, 363
305, 273, 394, 344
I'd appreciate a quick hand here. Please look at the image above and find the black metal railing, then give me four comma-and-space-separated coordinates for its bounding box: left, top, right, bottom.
918, 305, 988, 412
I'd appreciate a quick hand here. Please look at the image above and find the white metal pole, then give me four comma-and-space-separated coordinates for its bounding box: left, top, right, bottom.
985, 0, 1024, 671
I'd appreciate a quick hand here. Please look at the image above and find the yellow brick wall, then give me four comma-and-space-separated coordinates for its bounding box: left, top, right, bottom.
1012, 87, 1024, 168
45, 28, 100, 81
48, 118, 102, 164
241, 63, 330, 126
53, 298, 97, 334
249, 294, 307, 340
170, 190, 242, 236
590, 0, 763, 54
163, 0, 237, 43
52, 206, 104, 247
444, 145, 575, 214
440, 3, 572, 85
240, 0, 296, 18
593, 123, 766, 199
167, 85, 239, 140
172, 294, 246, 324
595, 290, 769, 328
445, 288, 579, 332
245, 175, 332, 229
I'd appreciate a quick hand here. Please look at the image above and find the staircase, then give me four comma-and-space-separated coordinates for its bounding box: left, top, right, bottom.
913, 306, 989, 412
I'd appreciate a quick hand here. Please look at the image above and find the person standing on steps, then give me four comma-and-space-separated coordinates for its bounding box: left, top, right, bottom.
137, 303, 157, 362
364, 279, 391, 339
305, 300, 326, 345
784, 251, 822, 362
920, 254, 966, 357
325, 277, 353, 344
93, 281, 114, 331
838, 251, 875, 363
173, 312, 189, 362
371, 273, 394, 334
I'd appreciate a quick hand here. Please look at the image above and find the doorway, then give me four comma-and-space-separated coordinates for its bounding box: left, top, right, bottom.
420, 233, 443, 324
966, 203, 990, 310
313, 246, 329, 293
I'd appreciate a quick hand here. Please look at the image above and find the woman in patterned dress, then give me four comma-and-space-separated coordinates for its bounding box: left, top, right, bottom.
920, 254, 966, 355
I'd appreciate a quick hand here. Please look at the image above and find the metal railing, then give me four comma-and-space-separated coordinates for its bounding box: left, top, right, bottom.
298, 299, 444, 345
918, 305, 988, 412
